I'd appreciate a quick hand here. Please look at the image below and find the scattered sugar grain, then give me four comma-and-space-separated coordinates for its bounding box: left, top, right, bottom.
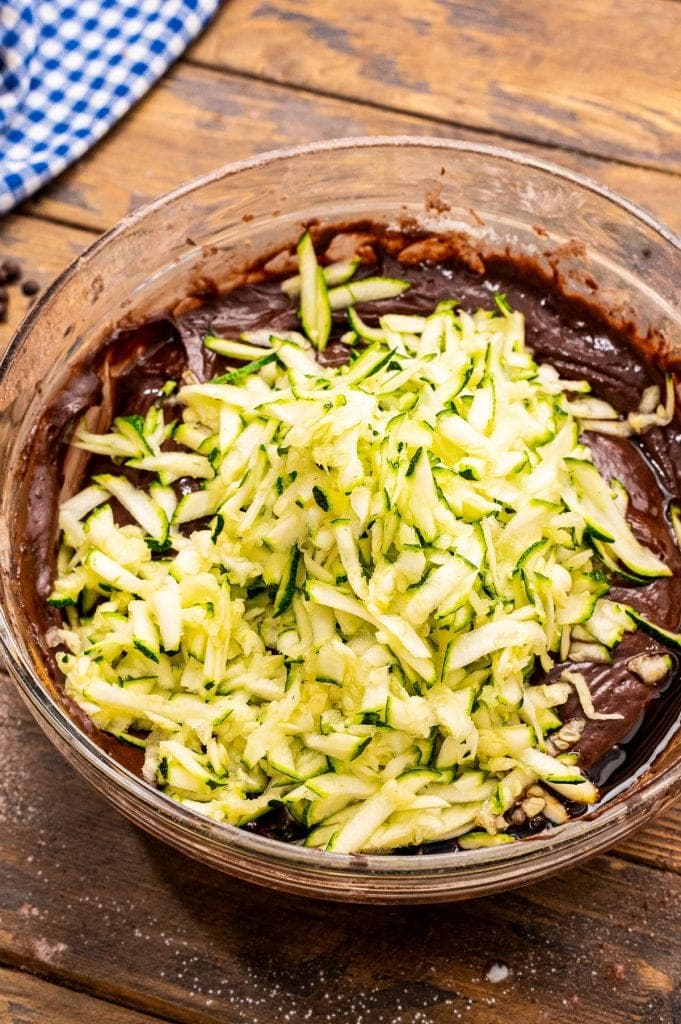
485, 961, 510, 984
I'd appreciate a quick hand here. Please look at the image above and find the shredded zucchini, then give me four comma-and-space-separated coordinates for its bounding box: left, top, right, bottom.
50, 239, 674, 853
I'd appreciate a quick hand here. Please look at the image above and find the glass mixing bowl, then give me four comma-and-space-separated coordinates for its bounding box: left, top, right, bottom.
1, 138, 679, 903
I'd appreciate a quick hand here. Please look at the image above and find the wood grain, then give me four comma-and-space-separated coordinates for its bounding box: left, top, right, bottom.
616, 802, 681, 874
0, 215, 95, 351
0, 968, 169, 1024
189, 0, 681, 171
0, 679, 679, 1024
3, 9, 681, 1015
27, 65, 681, 236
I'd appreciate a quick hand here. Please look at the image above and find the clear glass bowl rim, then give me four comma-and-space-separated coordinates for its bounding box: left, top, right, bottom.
2, 135, 680, 894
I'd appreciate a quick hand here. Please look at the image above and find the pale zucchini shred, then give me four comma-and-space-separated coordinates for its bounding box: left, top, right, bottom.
50, 255, 673, 854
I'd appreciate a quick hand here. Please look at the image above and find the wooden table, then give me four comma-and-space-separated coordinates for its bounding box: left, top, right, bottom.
1, 3, 680, 1021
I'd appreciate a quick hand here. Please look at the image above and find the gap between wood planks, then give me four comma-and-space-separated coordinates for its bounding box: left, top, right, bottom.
0, 843, 679, 1024
20, 64, 681, 236
185, 57, 681, 185
0, 966, 175, 1024
185, 0, 681, 174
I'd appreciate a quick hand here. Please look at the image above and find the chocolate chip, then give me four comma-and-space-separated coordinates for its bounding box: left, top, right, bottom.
0, 305, 7, 323
0, 258, 21, 284
0, 285, 7, 300
21, 278, 40, 297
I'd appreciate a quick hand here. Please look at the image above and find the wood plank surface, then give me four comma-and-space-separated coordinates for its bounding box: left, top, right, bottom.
616, 803, 681, 874
0, 968, 170, 1024
0, 215, 96, 348
27, 65, 681, 236
1, 678, 680, 1024
189, 0, 681, 171
3, 5, 681, 1020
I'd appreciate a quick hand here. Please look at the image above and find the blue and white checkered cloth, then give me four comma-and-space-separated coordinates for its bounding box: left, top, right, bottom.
0, 0, 219, 214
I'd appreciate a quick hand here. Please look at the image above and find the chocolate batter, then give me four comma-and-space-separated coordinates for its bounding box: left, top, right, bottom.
17, 228, 681, 846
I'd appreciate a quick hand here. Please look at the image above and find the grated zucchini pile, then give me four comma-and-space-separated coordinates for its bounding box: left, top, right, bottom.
49, 235, 676, 854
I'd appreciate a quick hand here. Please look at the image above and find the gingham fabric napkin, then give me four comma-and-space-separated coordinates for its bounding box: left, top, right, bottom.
0, 0, 219, 214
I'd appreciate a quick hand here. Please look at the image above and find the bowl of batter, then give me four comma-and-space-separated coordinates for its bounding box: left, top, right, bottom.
0, 138, 679, 902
